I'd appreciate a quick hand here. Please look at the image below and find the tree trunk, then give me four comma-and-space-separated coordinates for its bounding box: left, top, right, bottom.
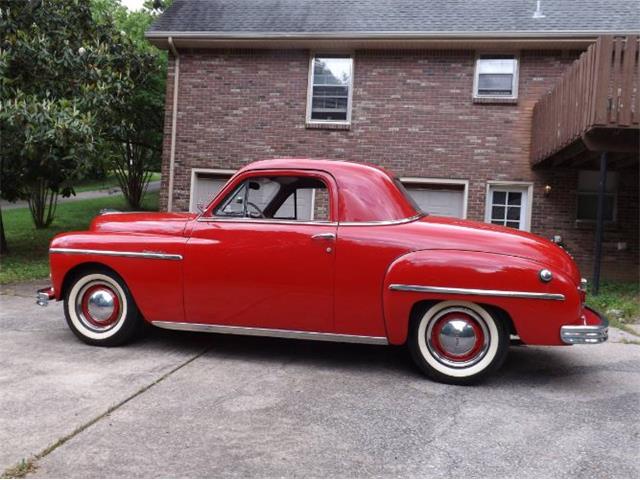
113, 140, 152, 210
0, 205, 8, 255
27, 178, 58, 228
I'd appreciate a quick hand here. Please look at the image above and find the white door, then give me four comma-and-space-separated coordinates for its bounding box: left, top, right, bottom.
405, 187, 465, 218
485, 184, 532, 230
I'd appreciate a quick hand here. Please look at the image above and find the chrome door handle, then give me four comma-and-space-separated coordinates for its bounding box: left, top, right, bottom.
311, 233, 336, 241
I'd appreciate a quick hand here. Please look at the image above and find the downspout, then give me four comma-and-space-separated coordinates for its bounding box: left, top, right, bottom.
167, 37, 180, 212
592, 151, 608, 295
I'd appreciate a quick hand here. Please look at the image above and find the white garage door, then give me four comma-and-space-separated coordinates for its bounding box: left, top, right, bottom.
403, 184, 466, 218
190, 172, 233, 213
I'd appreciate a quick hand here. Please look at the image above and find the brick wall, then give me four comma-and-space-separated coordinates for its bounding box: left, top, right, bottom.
159, 48, 639, 281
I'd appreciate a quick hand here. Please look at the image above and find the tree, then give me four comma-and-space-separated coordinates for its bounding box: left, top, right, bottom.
91, 0, 166, 209
0, 0, 156, 228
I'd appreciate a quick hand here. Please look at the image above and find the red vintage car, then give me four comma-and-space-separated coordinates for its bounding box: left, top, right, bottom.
37, 159, 607, 384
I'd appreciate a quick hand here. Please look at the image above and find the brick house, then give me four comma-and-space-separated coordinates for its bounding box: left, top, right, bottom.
146, 0, 639, 282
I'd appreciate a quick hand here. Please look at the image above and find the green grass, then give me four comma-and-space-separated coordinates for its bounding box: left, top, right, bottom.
0, 192, 158, 284
73, 172, 161, 193
586, 282, 640, 334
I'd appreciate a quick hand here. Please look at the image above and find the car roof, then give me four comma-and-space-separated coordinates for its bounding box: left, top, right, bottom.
235, 158, 419, 223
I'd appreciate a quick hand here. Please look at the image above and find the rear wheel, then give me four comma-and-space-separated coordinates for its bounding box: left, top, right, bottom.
408, 301, 509, 384
64, 269, 143, 346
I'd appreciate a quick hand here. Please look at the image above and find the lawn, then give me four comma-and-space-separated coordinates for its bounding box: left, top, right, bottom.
587, 282, 640, 334
74, 172, 161, 193
0, 192, 158, 284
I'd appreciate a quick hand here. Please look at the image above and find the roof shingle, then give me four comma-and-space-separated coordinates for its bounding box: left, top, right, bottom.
147, 0, 640, 36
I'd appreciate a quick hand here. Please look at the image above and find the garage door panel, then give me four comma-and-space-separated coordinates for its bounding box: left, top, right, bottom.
405, 187, 465, 218
191, 176, 231, 213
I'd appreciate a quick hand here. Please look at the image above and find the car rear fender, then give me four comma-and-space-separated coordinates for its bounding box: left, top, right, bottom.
382, 249, 581, 346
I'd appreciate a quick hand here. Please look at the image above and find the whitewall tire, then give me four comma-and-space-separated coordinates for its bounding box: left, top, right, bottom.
64, 269, 143, 346
408, 301, 509, 384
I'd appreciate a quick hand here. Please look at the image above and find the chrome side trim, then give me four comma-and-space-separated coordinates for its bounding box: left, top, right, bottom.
339, 213, 423, 227
49, 248, 183, 261
388, 284, 565, 301
197, 217, 338, 227
195, 214, 422, 227
151, 321, 389, 345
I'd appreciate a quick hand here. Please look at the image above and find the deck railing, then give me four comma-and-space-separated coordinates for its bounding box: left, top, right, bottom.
531, 35, 639, 165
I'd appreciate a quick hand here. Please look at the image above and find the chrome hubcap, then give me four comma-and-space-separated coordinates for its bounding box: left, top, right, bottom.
438, 319, 477, 356
426, 307, 490, 368
87, 289, 117, 322
75, 281, 122, 331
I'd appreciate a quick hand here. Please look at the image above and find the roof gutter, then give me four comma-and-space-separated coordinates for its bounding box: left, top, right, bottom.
167, 36, 180, 213
145, 29, 636, 40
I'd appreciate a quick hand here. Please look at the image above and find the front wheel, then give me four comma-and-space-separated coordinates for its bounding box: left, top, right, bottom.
64, 268, 144, 346
408, 301, 509, 385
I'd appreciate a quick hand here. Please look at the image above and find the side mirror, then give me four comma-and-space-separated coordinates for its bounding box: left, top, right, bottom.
196, 202, 205, 213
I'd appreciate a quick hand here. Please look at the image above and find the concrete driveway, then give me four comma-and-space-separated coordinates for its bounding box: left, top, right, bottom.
1, 281, 639, 478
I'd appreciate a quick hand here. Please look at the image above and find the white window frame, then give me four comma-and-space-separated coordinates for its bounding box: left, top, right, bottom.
189, 168, 236, 213
484, 181, 533, 231
400, 177, 469, 219
473, 53, 520, 100
306, 53, 354, 127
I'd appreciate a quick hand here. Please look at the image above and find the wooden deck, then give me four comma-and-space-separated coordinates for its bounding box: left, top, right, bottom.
531, 36, 639, 167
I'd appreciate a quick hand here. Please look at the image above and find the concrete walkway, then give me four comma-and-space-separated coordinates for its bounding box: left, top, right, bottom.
0, 181, 161, 210
1, 281, 639, 478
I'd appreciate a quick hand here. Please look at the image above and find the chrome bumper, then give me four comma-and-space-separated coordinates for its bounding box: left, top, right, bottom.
36, 287, 55, 307
560, 307, 608, 344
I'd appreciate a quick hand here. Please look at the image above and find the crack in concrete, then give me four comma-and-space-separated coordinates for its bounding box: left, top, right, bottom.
1, 347, 210, 479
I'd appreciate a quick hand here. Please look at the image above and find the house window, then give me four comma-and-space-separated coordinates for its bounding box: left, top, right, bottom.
307, 55, 353, 124
399, 178, 468, 218
577, 170, 618, 222
474, 55, 519, 99
485, 183, 532, 231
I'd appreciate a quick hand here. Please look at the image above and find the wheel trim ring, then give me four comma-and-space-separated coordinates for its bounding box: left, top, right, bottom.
426, 307, 490, 369
76, 282, 123, 332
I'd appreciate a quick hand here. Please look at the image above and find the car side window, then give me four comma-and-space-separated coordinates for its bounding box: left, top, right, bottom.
213, 175, 331, 222
215, 177, 281, 218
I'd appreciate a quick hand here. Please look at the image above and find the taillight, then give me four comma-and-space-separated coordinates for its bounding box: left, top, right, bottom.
579, 278, 587, 306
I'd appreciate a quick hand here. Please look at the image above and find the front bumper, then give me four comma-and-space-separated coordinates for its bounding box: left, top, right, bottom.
36, 287, 55, 307
560, 307, 608, 344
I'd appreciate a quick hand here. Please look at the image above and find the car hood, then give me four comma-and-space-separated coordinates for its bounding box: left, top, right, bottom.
407, 215, 581, 284
90, 212, 197, 236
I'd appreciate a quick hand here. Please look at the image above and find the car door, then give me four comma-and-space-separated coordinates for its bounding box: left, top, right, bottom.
183, 170, 338, 333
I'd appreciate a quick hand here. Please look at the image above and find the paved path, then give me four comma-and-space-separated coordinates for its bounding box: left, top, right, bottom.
1, 281, 639, 478
0, 181, 161, 210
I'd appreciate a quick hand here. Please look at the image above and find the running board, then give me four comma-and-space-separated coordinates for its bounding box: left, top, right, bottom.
151, 321, 389, 345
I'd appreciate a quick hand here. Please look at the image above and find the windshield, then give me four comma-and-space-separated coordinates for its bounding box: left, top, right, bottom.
393, 178, 424, 216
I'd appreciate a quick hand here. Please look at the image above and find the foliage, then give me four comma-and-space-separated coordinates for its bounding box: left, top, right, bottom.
0, 192, 159, 284
587, 281, 640, 333
91, 0, 167, 209
0, 0, 158, 229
